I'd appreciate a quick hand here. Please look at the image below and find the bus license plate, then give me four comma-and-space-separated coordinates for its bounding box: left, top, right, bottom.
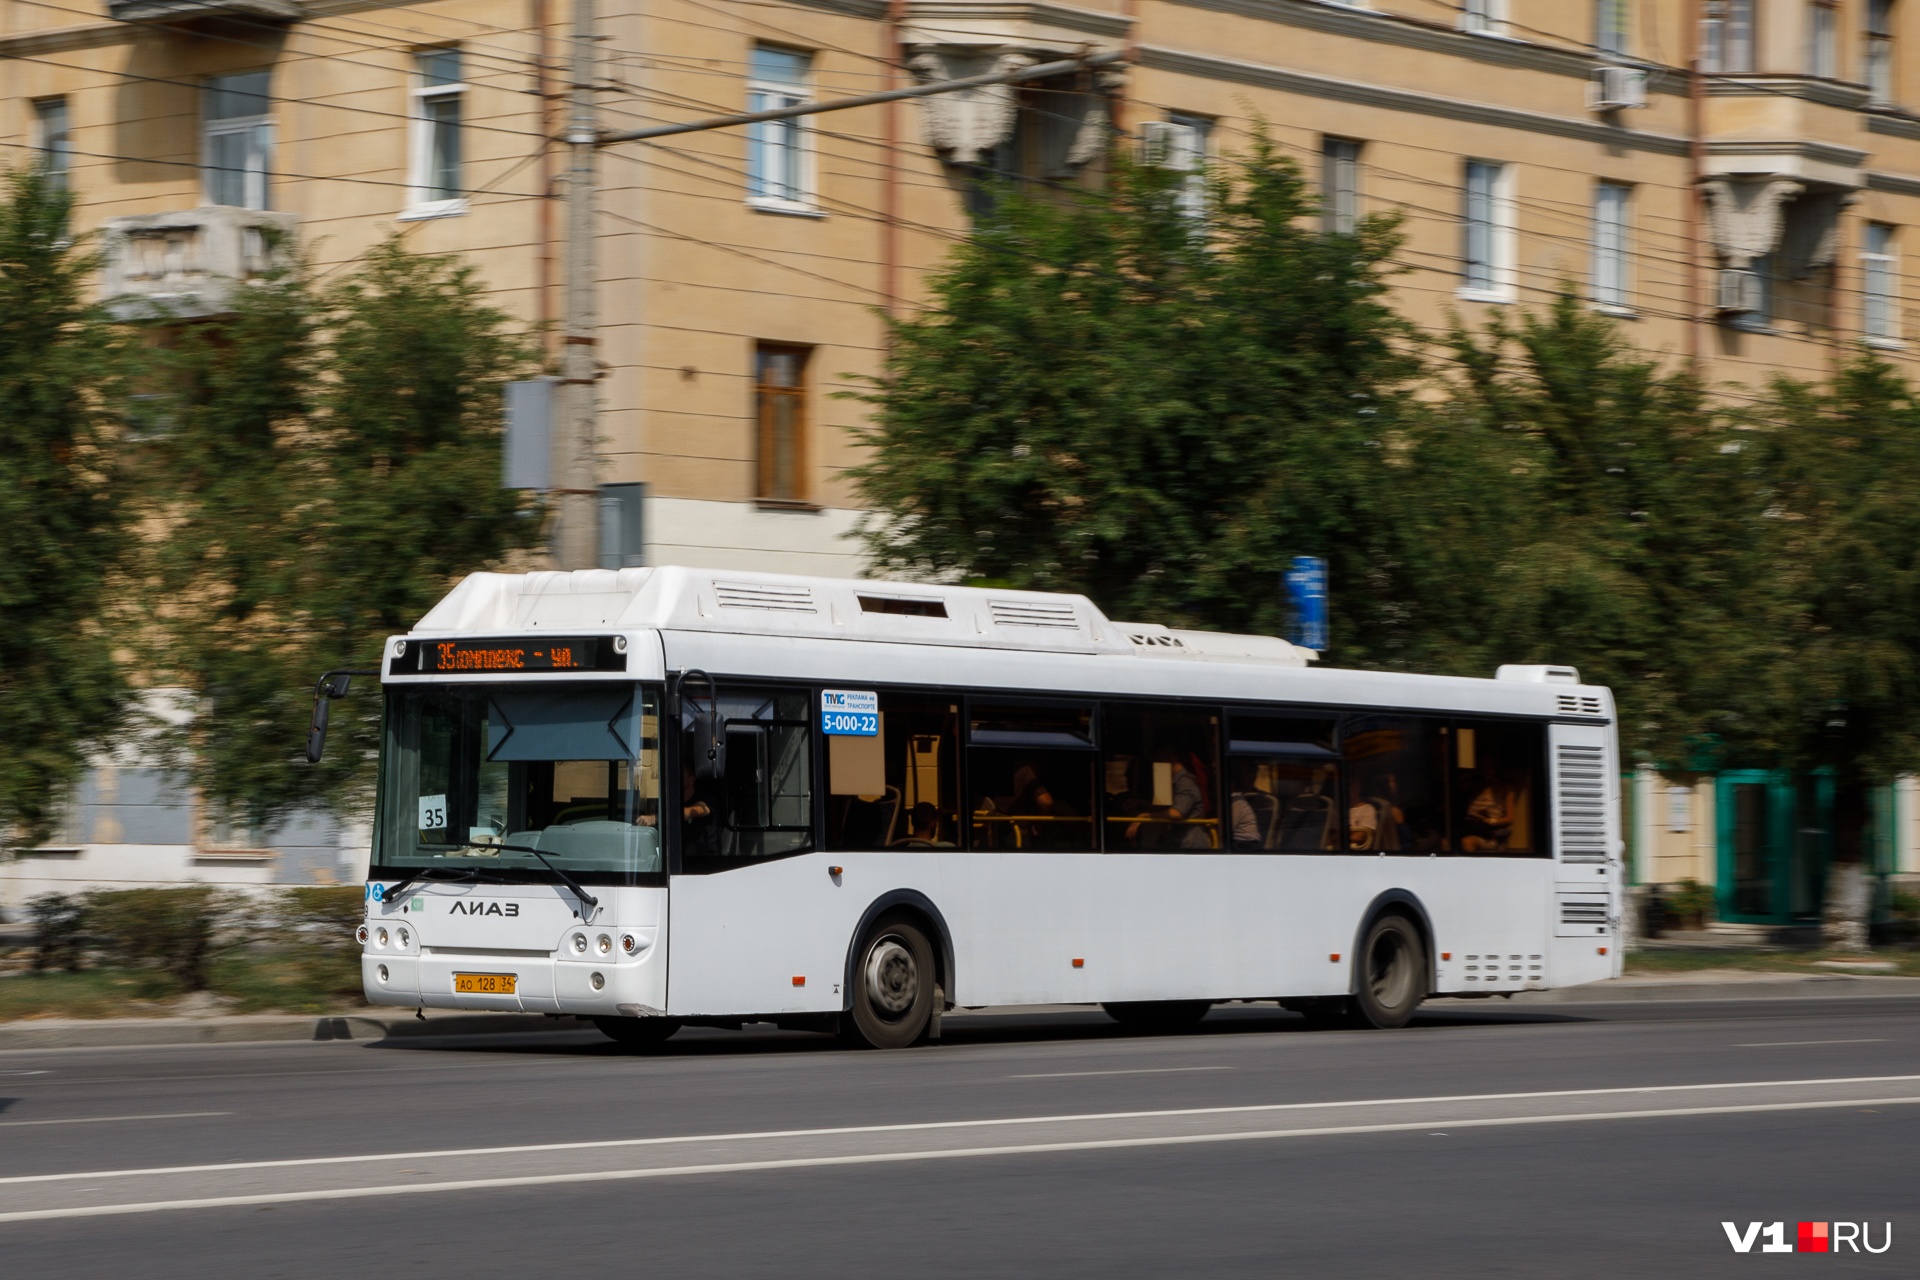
453, 972, 517, 995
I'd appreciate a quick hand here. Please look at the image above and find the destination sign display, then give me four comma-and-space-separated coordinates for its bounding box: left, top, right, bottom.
389, 637, 628, 676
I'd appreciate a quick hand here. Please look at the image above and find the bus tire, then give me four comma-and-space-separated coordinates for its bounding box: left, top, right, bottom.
592, 1016, 682, 1050
844, 918, 936, 1050
1102, 1001, 1212, 1034
1352, 914, 1425, 1030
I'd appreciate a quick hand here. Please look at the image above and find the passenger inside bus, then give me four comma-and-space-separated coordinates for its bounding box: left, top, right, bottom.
898, 802, 955, 848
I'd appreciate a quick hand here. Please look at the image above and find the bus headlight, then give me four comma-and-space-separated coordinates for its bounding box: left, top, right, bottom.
571, 932, 588, 954
397, 927, 411, 948
376, 964, 390, 984
596, 934, 612, 955
376, 927, 390, 948
590, 972, 606, 990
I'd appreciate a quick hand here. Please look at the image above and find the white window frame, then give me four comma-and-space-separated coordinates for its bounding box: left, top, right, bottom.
746, 46, 819, 216
1596, 0, 1631, 57
1864, 222, 1901, 345
1809, 0, 1839, 78
1867, 0, 1896, 105
1460, 160, 1517, 303
202, 72, 273, 211
1166, 112, 1212, 221
1461, 0, 1509, 37
1702, 0, 1756, 74
1323, 137, 1362, 235
1592, 181, 1633, 313
32, 97, 71, 189
404, 49, 467, 220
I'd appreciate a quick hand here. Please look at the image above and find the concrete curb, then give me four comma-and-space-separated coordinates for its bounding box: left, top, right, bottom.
0, 1012, 597, 1051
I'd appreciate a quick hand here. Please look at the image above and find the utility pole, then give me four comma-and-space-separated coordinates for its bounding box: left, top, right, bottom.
555, 0, 600, 570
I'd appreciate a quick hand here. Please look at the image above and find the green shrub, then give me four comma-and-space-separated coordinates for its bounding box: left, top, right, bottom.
261, 886, 366, 1004
1890, 889, 1920, 922
84, 886, 242, 991
28, 892, 87, 972
1665, 878, 1715, 929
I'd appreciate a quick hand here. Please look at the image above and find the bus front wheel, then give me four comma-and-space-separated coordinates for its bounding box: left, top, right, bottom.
844, 918, 937, 1050
1352, 914, 1426, 1029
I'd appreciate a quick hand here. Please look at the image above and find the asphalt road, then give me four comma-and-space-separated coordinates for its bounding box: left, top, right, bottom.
1, 998, 1917, 1279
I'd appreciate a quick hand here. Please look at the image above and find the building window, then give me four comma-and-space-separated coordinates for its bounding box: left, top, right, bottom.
1702, 0, 1756, 73
1864, 223, 1899, 342
747, 45, 813, 211
203, 71, 272, 210
1809, 1, 1839, 77
1461, 160, 1515, 301
1597, 0, 1631, 56
1322, 137, 1362, 235
1461, 0, 1505, 35
1592, 181, 1631, 310
32, 97, 71, 189
755, 343, 809, 503
1163, 113, 1211, 220
408, 48, 465, 214
1868, 0, 1896, 104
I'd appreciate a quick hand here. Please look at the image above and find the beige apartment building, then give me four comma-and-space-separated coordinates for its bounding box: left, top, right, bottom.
11, 0, 1920, 909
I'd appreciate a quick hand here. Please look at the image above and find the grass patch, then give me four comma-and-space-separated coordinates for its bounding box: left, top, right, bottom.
0, 969, 184, 1020
206, 947, 367, 1015
1625, 948, 1920, 977
0, 948, 370, 1021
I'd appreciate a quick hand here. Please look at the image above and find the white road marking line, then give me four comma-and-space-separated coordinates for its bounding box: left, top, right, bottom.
1011, 1067, 1235, 1079
0, 1111, 229, 1129
3, 1073, 1917, 1188
1735, 1038, 1890, 1048
3, 1093, 1919, 1224
0, 1070, 50, 1076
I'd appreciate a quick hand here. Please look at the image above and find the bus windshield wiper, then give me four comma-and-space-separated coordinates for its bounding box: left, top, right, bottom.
376, 863, 479, 907
453, 841, 600, 918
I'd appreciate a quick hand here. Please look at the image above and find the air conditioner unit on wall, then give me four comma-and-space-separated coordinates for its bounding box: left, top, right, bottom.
1588, 65, 1649, 111
1139, 120, 1200, 170
1716, 267, 1764, 315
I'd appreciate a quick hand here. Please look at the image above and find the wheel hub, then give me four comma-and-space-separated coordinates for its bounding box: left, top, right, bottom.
865, 937, 918, 1017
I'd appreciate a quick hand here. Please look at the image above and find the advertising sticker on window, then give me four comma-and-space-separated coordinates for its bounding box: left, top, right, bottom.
820, 689, 879, 737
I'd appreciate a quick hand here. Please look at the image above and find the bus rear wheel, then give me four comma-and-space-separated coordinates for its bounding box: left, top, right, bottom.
1102, 1001, 1213, 1034
844, 919, 937, 1050
1352, 914, 1426, 1029
592, 1016, 682, 1050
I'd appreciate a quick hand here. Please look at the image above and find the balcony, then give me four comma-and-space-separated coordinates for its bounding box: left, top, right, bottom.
100, 206, 299, 320
107, 0, 301, 22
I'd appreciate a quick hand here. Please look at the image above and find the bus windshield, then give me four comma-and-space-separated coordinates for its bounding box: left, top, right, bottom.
375, 684, 664, 878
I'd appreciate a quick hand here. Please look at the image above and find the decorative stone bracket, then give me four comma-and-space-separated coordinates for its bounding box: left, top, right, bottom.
1700, 177, 1804, 269
907, 46, 1123, 168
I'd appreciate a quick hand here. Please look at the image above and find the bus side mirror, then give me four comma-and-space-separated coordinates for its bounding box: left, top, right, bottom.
306, 696, 332, 764
305, 669, 377, 764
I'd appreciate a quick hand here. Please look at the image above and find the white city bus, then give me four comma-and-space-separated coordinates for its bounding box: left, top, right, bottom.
346, 566, 1621, 1048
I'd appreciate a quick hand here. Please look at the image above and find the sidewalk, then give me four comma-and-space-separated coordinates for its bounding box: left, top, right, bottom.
5, 970, 1919, 1050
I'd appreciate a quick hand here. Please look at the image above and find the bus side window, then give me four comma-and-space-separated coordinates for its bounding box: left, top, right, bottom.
683, 687, 813, 863
1102, 703, 1222, 852
1341, 715, 1449, 853
966, 702, 1097, 852
825, 693, 960, 851
1226, 713, 1340, 853
1450, 719, 1547, 856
